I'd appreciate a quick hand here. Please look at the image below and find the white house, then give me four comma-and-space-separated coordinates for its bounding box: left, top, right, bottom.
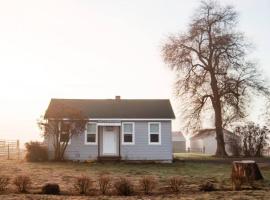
172, 131, 186, 153
188, 128, 234, 155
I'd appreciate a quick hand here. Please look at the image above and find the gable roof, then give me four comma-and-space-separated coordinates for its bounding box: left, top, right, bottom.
44, 98, 175, 119
190, 128, 233, 139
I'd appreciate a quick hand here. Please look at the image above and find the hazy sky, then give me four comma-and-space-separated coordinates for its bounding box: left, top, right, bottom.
0, 0, 269, 144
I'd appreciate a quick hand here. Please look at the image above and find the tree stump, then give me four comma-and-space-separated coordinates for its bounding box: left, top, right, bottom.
231, 160, 263, 190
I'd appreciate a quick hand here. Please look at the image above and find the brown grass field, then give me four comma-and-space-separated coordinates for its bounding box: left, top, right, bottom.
1, 156, 270, 199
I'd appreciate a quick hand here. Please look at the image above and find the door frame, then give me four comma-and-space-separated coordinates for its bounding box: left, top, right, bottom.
97, 124, 121, 158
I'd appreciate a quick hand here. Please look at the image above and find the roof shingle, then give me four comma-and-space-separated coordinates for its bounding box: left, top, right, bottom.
44, 98, 175, 119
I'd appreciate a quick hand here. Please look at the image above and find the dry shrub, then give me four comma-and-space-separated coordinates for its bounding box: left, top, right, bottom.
98, 175, 111, 195
13, 175, 31, 193
199, 181, 215, 192
0, 175, 10, 192
168, 176, 183, 193
114, 177, 134, 196
25, 141, 48, 162
139, 176, 156, 195
74, 176, 93, 195
42, 183, 60, 195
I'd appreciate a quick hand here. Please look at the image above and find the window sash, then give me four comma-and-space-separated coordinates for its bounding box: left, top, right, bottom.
150, 133, 159, 143
122, 123, 134, 144
85, 123, 97, 144
87, 133, 96, 143
148, 122, 161, 145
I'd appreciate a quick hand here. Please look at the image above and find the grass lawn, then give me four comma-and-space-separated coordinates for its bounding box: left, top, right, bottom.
0, 159, 270, 199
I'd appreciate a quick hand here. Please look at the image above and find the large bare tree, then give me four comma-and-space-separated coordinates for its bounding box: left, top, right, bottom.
162, 0, 269, 156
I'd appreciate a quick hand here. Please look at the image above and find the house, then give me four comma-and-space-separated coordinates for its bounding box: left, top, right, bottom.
188, 128, 234, 155
172, 131, 186, 153
44, 96, 175, 162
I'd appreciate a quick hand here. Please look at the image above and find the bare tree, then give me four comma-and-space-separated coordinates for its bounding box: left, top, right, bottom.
38, 104, 87, 161
162, 0, 269, 156
234, 122, 269, 157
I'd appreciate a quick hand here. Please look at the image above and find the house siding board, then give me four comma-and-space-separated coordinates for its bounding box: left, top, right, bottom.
121, 121, 172, 161
47, 120, 172, 161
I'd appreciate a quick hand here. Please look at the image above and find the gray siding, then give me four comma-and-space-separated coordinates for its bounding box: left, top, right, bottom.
121, 121, 172, 161
47, 120, 172, 161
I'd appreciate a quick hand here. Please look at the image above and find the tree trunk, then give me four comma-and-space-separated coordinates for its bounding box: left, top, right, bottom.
210, 72, 228, 157
214, 104, 228, 157
231, 160, 263, 190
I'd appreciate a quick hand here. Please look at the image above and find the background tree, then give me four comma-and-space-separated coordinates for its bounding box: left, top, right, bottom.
162, 0, 269, 156
38, 103, 87, 161
233, 122, 269, 157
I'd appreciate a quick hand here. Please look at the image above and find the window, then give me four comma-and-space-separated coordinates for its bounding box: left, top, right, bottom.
85, 123, 97, 145
148, 122, 161, 145
122, 122, 135, 145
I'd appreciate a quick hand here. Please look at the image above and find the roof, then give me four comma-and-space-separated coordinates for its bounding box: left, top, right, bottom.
44, 98, 175, 119
172, 131, 185, 141
190, 128, 233, 139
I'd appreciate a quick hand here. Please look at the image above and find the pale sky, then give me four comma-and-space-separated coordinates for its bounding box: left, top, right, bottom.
0, 0, 269, 144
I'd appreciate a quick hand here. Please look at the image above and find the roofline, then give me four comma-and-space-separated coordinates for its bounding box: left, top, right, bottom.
46, 118, 174, 121
50, 98, 172, 101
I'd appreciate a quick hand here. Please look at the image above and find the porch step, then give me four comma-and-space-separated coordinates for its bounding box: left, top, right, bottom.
98, 156, 121, 162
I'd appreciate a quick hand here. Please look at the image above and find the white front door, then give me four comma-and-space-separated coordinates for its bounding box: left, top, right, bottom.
103, 127, 117, 155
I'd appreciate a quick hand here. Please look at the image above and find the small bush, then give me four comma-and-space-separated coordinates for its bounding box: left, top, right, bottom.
114, 177, 134, 196
42, 183, 60, 195
199, 181, 215, 192
168, 176, 183, 193
25, 141, 48, 162
74, 176, 92, 195
13, 175, 31, 193
0, 176, 10, 192
139, 176, 156, 195
98, 175, 111, 195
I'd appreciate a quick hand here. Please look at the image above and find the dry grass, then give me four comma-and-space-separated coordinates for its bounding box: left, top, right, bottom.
0, 159, 270, 199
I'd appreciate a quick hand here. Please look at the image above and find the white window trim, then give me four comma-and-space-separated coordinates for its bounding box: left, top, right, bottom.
148, 122, 161, 145
122, 122, 135, 145
85, 122, 98, 145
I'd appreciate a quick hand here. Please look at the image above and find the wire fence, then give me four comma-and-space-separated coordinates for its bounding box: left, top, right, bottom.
0, 139, 21, 159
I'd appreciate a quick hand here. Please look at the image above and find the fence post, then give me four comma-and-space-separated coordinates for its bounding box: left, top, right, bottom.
17, 140, 20, 160
7, 144, 10, 160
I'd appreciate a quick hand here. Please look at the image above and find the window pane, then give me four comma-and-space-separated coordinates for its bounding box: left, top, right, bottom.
150, 134, 159, 143
150, 124, 159, 133
87, 124, 96, 134
124, 134, 133, 143
60, 132, 69, 142
123, 123, 133, 133
87, 134, 96, 143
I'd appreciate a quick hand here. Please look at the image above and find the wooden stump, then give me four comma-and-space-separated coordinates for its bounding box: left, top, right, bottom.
231, 160, 263, 190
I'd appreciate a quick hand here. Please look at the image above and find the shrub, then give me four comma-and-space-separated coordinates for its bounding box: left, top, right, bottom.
139, 176, 156, 195
42, 183, 60, 195
168, 176, 183, 193
114, 177, 134, 196
13, 175, 31, 193
0, 176, 10, 192
74, 176, 92, 195
98, 175, 111, 195
199, 181, 215, 192
25, 141, 48, 162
